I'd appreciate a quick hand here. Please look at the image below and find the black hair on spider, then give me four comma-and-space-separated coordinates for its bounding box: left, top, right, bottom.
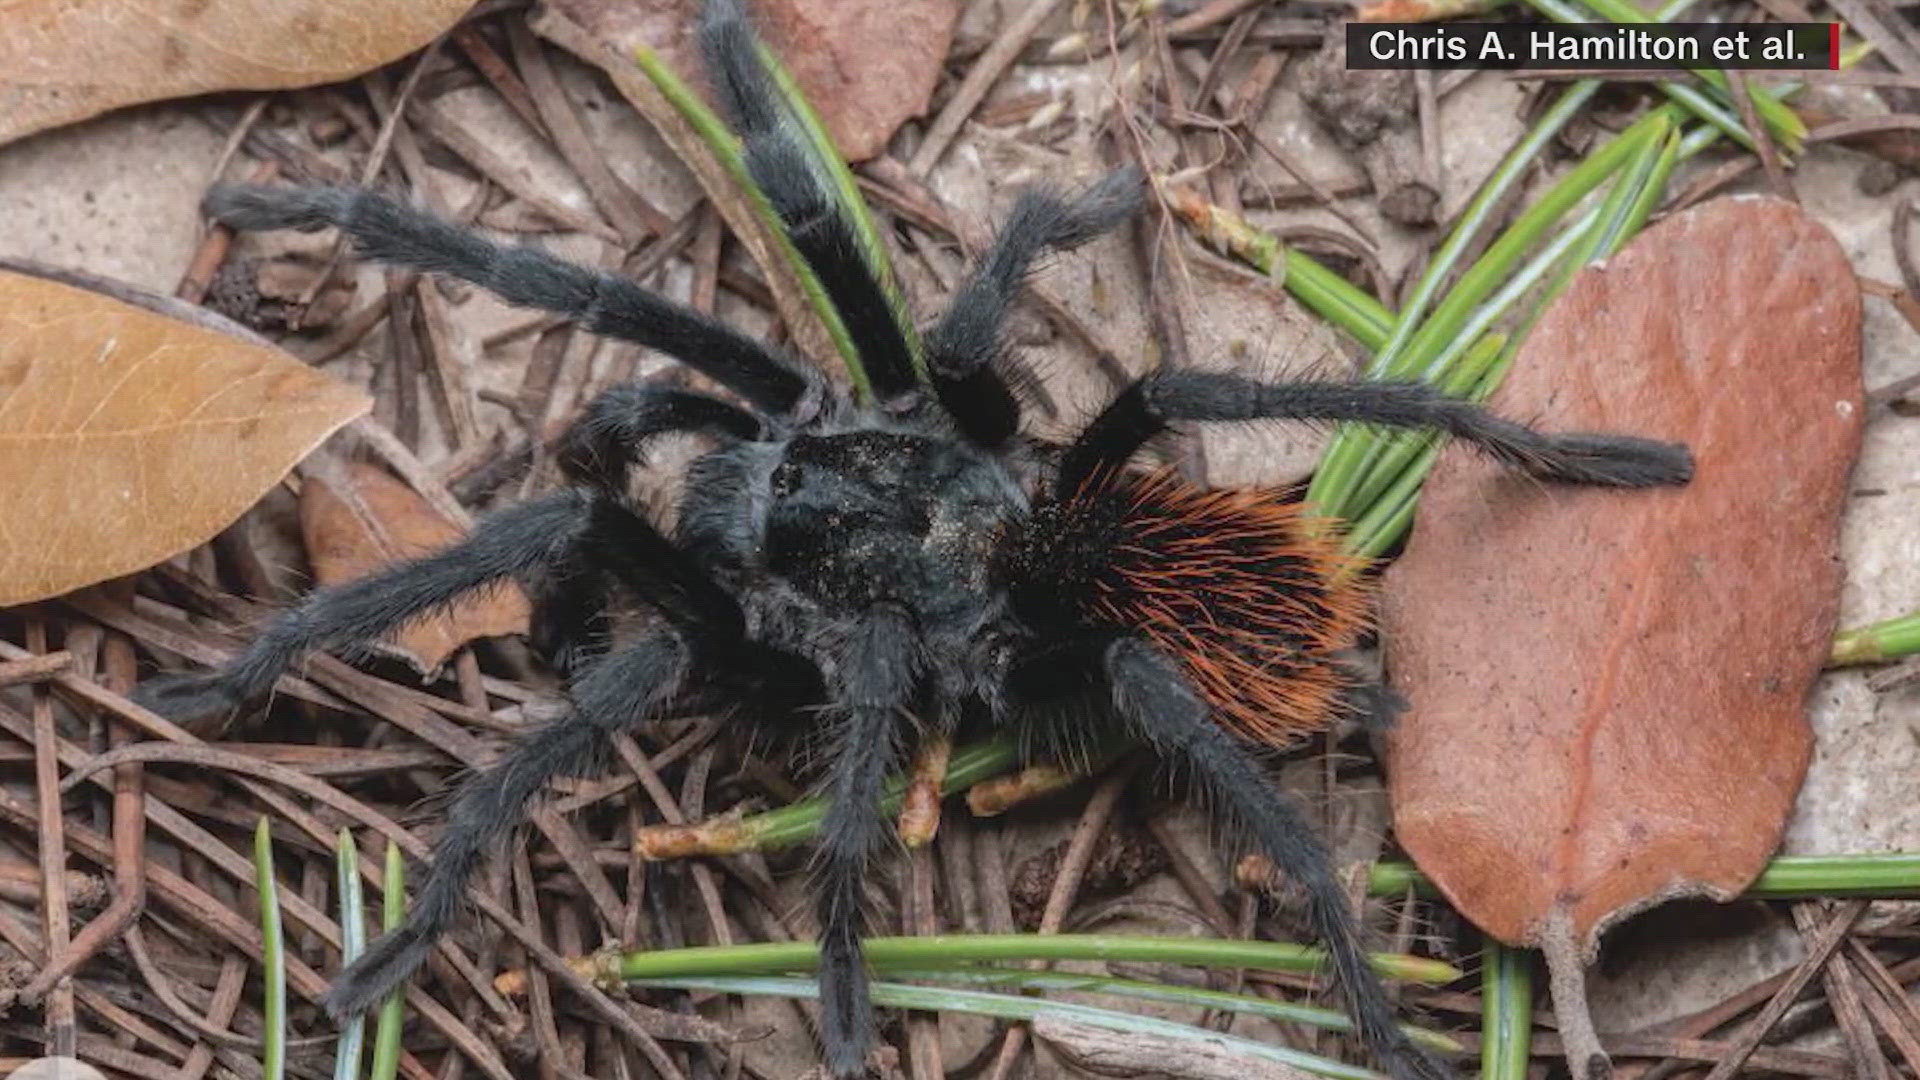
134, 2, 1693, 1078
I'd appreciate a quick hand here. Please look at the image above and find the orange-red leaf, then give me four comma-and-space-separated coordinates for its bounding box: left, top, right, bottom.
1383, 197, 1862, 950
301, 462, 529, 675
0, 0, 472, 147
0, 270, 368, 607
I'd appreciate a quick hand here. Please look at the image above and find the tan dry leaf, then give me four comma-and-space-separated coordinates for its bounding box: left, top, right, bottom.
0, 269, 368, 606
0, 0, 471, 148
301, 462, 529, 675
1383, 196, 1863, 951
544, 0, 958, 161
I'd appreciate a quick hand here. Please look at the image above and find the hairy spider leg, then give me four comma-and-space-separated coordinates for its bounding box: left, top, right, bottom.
522, 541, 612, 679
536, 384, 763, 670
203, 185, 819, 416
1057, 371, 1696, 498
698, 0, 919, 400
133, 491, 592, 719
526, 489, 758, 676
325, 627, 691, 1016
813, 606, 921, 1078
557, 382, 766, 498
325, 500, 754, 1016
924, 167, 1148, 447
1101, 637, 1451, 1080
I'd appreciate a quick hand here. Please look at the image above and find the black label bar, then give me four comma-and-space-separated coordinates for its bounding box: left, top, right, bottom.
1347, 22, 1835, 70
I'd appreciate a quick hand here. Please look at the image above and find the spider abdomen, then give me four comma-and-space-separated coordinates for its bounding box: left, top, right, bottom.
1006, 470, 1372, 743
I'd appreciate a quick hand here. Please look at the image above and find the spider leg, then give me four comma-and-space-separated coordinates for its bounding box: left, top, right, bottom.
524, 487, 751, 677
204, 185, 818, 417
557, 381, 765, 499
134, 491, 592, 720
1057, 371, 1694, 496
328, 500, 749, 1014
523, 546, 610, 678
1100, 637, 1451, 1080
324, 626, 692, 1016
926, 168, 1145, 447
813, 606, 921, 1078
529, 383, 763, 670
698, 0, 918, 400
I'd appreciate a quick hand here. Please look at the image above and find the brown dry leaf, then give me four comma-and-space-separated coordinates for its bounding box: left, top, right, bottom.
0, 0, 471, 148
0, 270, 367, 607
301, 462, 529, 674
544, 0, 957, 161
1383, 197, 1863, 951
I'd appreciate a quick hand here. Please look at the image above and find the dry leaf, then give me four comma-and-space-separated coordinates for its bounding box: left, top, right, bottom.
0, 269, 367, 606
0, 0, 471, 148
543, 0, 958, 161
1383, 197, 1862, 951
301, 462, 530, 674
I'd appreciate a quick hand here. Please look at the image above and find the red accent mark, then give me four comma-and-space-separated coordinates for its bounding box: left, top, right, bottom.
1830, 23, 1840, 70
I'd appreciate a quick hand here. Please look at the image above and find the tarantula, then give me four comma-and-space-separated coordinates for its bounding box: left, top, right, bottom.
135, 2, 1692, 1077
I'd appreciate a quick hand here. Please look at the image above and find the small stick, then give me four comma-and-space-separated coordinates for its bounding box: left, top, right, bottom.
453, 24, 549, 136
985, 761, 1140, 1080
19, 629, 147, 1003
1542, 908, 1608, 1080
508, 20, 668, 242
910, 0, 1071, 175
27, 620, 76, 1054
1724, 63, 1794, 200
1699, 900, 1868, 1080
408, 98, 621, 243
1790, 904, 1892, 1080
0, 651, 71, 688
296, 39, 447, 312
897, 734, 952, 847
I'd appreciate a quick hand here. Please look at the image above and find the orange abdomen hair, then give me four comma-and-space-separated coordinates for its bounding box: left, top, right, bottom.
1029, 469, 1375, 744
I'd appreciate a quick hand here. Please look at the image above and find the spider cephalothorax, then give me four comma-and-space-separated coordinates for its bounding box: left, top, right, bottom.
133, 3, 1693, 1078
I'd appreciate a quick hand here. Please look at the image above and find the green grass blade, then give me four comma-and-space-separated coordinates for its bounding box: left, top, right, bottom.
367, 842, 406, 1080
888, 967, 1463, 1052
1318, 107, 1667, 523
255, 819, 287, 1080
1480, 940, 1534, 1080
1832, 612, 1920, 665
1164, 187, 1393, 348
1367, 853, 1920, 898
1533, 0, 1805, 150
1745, 853, 1920, 896
333, 829, 367, 1080
611, 932, 1460, 984
628, 974, 1395, 1080
1363, 84, 1599, 380
1305, 80, 1599, 516
757, 43, 924, 377
655, 738, 1020, 853
630, 43, 874, 402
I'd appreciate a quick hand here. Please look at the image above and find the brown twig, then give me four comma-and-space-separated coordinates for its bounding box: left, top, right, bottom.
0, 651, 71, 688
296, 37, 448, 312
1723, 64, 1794, 201
27, 620, 76, 1054
983, 760, 1140, 1080
911, 0, 1072, 176
1699, 900, 1869, 1080
507, 20, 668, 242
454, 24, 550, 137
1791, 904, 1891, 1080
20, 627, 147, 1002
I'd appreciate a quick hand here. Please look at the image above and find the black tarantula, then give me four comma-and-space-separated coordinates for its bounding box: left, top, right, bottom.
135, 2, 1693, 1077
